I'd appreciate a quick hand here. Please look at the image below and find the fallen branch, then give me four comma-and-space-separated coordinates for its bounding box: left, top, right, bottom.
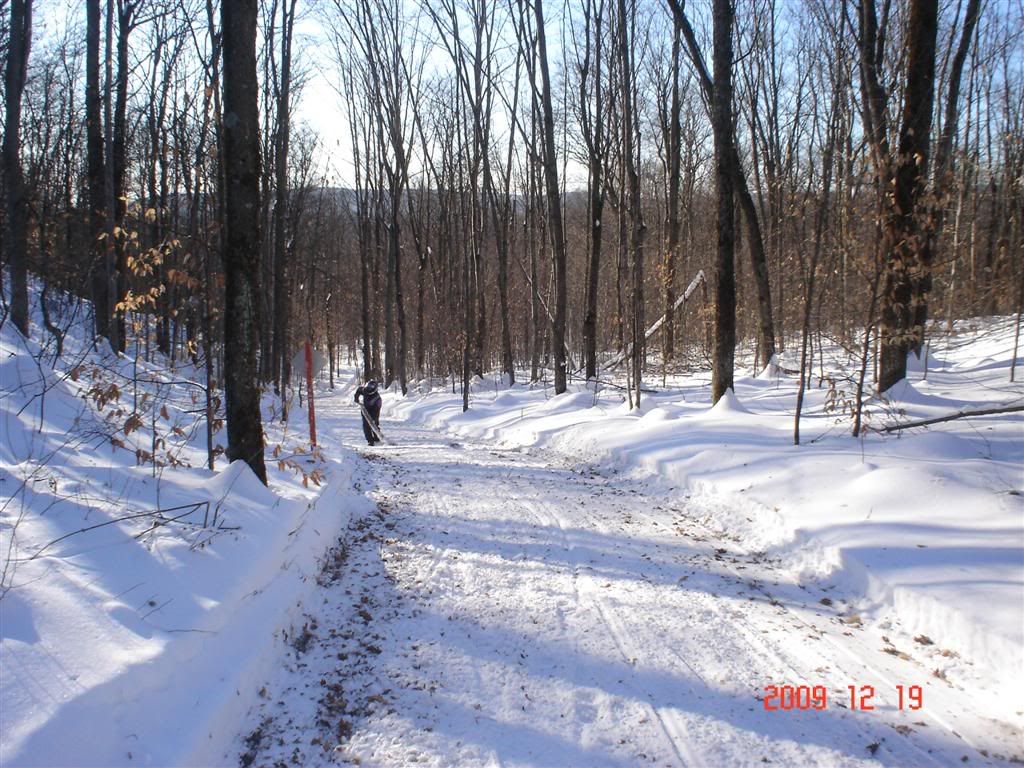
587, 378, 661, 394
25, 502, 210, 561
603, 270, 706, 372
879, 404, 1024, 433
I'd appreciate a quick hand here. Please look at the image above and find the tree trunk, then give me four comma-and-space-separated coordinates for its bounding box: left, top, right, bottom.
795, 96, 838, 445
534, 0, 568, 394
711, 0, 737, 404
912, 0, 981, 350
529, 166, 541, 381
370, 194, 382, 377
579, 0, 605, 382
878, 0, 938, 392
86, 0, 110, 343
102, 0, 120, 352
663, 21, 682, 367
393, 190, 409, 394
111, 0, 133, 353
221, 0, 267, 484
666, 0, 776, 367
360, 210, 372, 380
485, 153, 517, 386
735, 176, 775, 366
416, 241, 427, 376
618, 0, 646, 406
3, 0, 32, 338
271, 0, 296, 394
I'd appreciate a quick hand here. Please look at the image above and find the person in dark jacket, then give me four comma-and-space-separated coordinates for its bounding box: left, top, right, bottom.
354, 379, 383, 445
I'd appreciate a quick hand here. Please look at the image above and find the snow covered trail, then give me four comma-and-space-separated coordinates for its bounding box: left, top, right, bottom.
237, 394, 1022, 767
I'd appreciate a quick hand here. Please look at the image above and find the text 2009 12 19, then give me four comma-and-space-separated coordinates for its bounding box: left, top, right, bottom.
762, 684, 923, 712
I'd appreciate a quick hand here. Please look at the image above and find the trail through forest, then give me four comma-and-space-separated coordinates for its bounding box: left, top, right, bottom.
237, 386, 1020, 768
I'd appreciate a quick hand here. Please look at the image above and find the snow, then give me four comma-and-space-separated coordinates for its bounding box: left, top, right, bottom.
1, 301, 367, 766
3, 289, 1023, 767
385, 319, 1024, 732
239, 369, 1023, 766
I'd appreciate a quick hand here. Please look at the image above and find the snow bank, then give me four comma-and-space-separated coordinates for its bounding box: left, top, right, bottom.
386, 320, 1024, 720
2, 464, 353, 767
0, 299, 365, 766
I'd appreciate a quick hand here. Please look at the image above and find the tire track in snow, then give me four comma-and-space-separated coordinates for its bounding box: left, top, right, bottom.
371, 445, 700, 766
367, 435, 979, 765
530, 463, 977, 766
531, 492, 864, 767
521, 497, 705, 768
367, 452, 457, 606
242, 403, 1018, 767
620, 503, 999, 765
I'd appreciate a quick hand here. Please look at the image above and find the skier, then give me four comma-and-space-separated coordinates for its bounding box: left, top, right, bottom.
354, 379, 383, 445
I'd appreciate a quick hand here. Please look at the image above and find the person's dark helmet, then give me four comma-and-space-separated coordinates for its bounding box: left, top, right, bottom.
365, 379, 378, 394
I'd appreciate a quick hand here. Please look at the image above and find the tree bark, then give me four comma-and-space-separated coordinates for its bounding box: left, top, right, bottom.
102, 0, 119, 352
913, 0, 981, 349
579, 0, 606, 381
533, 0, 568, 395
529, 138, 542, 381
710, 0, 736, 403
618, 0, 646, 406
360, 209, 372, 380
271, 0, 297, 395
665, 0, 776, 367
392, 186, 409, 393
221, 0, 267, 483
877, 0, 938, 392
86, 0, 110, 343
111, 0, 134, 353
736, 176, 775, 366
663, 21, 682, 366
3, 0, 32, 337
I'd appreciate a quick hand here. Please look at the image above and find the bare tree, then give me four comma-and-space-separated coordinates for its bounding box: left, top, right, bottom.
332, 0, 421, 395
659, 19, 682, 368
2, 0, 31, 337
914, 0, 982, 349
270, 0, 299, 395
795, 42, 841, 445
853, 0, 939, 392
617, 0, 646, 406
9, 0, 1021, 453
710, 0, 736, 403
484, 56, 520, 386
666, 0, 777, 369
339, 50, 375, 381
86, 0, 111, 345
529, 0, 568, 394
574, 0, 610, 381
109, 0, 142, 353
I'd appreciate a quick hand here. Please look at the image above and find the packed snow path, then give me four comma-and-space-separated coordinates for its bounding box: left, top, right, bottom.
238, 393, 1022, 767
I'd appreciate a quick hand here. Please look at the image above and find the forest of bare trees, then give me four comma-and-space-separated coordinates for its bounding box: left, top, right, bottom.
1, 0, 1021, 477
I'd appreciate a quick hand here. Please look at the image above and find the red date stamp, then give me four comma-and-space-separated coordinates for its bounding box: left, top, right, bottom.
762, 684, 923, 712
